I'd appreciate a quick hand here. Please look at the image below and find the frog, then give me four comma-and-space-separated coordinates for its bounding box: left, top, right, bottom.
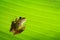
10, 17, 26, 35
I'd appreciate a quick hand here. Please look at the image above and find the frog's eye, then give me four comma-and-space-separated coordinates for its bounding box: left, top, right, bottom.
19, 17, 22, 19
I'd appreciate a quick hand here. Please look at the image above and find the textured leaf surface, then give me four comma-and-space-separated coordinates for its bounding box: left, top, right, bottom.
0, 0, 60, 40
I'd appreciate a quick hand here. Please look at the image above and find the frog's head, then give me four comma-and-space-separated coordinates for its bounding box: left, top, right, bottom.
21, 17, 26, 25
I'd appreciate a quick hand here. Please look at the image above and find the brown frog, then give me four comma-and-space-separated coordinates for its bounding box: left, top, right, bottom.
10, 17, 26, 35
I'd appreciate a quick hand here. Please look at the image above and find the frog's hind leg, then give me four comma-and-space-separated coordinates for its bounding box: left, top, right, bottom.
14, 26, 25, 35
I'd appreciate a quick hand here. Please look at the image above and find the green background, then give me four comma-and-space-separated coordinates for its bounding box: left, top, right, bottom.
0, 0, 60, 40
